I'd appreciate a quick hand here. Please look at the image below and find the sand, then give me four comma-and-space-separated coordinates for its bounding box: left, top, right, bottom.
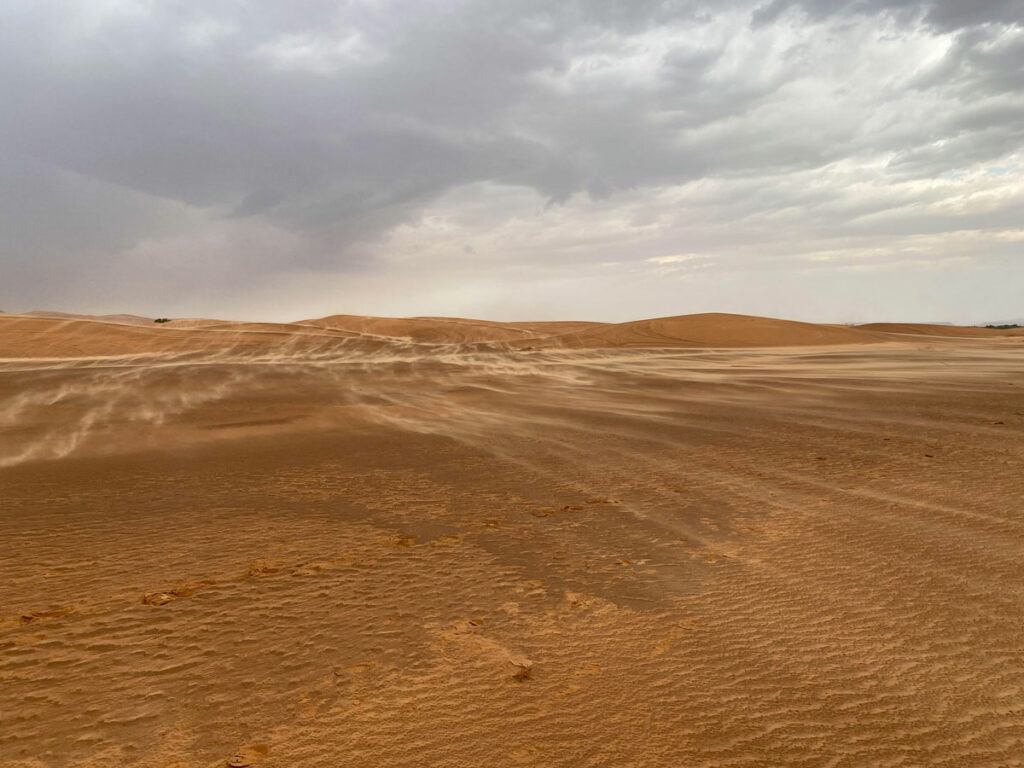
2, 312, 1023, 767
856, 322, 1024, 338
550, 313, 887, 348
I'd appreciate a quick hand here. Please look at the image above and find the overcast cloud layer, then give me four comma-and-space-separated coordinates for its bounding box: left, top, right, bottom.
1, 0, 1022, 323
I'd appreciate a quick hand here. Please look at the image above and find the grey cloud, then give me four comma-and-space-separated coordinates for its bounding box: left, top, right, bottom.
754, 0, 1024, 30
0, 0, 1021, 320
924, 0, 1024, 30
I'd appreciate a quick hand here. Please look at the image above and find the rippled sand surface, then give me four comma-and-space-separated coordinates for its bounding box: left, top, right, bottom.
2, 315, 1023, 767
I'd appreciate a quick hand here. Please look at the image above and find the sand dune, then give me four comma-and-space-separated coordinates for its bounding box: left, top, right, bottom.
2, 312, 1023, 767
306, 313, 891, 348
179, 321, 363, 337
0, 315, 205, 358
547, 312, 885, 348
503, 320, 608, 335
21, 310, 157, 326
0, 315, 367, 359
857, 322, 1018, 337
7, 312, 1016, 360
302, 314, 540, 343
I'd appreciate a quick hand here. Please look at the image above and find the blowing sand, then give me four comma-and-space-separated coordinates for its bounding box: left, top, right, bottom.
2, 312, 1023, 767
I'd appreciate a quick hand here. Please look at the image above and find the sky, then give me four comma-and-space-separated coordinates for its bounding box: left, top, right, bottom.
1, 0, 1022, 324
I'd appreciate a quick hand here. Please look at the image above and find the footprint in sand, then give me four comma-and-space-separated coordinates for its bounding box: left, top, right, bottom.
535, 504, 587, 517
565, 592, 597, 610
459, 617, 487, 632
142, 591, 181, 606
431, 534, 462, 546
142, 581, 211, 606
246, 562, 282, 578
702, 552, 737, 563
226, 744, 268, 767
510, 746, 539, 763
511, 661, 533, 682
332, 661, 378, 682
19, 607, 74, 625
291, 560, 334, 575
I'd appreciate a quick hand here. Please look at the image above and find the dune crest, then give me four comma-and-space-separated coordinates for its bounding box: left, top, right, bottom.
540, 312, 884, 348
300, 314, 542, 343
856, 322, 1022, 337
6, 311, 1017, 359
22, 310, 156, 326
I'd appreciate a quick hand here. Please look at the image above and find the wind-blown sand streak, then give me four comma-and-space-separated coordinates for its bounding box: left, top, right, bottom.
1, 312, 1022, 767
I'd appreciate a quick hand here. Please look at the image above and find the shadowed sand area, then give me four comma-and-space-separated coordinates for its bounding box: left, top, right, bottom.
2, 312, 1023, 767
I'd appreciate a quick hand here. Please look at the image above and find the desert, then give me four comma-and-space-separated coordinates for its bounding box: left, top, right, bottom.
2, 311, 1023, 767
5, 0, 1024, 764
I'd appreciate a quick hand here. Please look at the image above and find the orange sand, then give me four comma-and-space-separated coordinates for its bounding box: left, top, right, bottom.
2, 312, 1023, 767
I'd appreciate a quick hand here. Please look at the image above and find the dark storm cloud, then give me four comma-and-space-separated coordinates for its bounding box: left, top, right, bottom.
0, 0, 1021, 319
753, 0, 1024, 30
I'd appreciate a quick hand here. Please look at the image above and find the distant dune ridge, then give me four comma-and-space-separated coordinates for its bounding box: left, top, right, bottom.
22, 310, 157, 326
0, 315, 355, 359
2, 311, 1021, 359
301, 314, 546, 343
856, 322, 1024, 338
544, 313, 888, 348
